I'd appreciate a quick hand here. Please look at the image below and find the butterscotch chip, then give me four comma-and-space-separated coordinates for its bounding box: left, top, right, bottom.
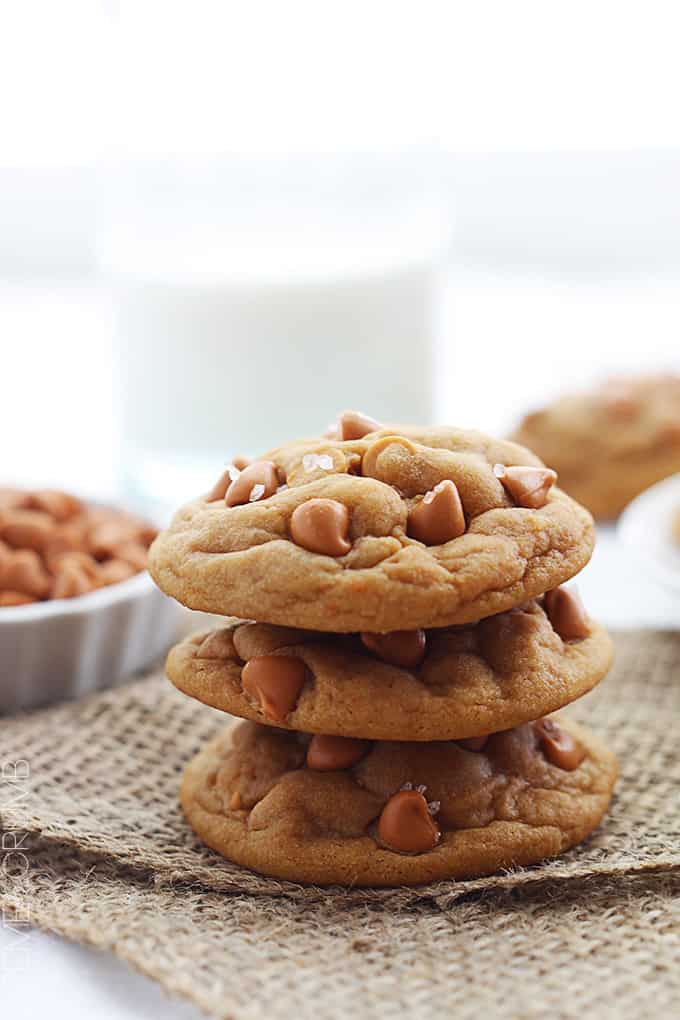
1, 550, 51, 598
544, 586, 590, 641
114, 541, 149, 571
54, 551, 100, 581
494, 464, 557, 510
241, 655, 308, 723
0, 488, 29, 511
225, 461, 279, 508
166, 601, 613, 741
137, 523, 159, 547
206, 467, 238, 502
407, 480, 466, 545
180, 716, 617, 886
28, 489, 82, 521
195, 628, 238, 660
360, 436, 418, 487
149, 421, 594, 632
306, 735, 370, 771
511, 373, 680, 519
289, 498, 351, 556
338, 410, 381, 441
535, 718, 585, 771
96, 559, 136, 586
51, 563, 93, 600
377, 790, 440, 854
0, 510, 54, 553
360, 629, 426, 669
88, 520, 139, 560
44, 531, 86, 571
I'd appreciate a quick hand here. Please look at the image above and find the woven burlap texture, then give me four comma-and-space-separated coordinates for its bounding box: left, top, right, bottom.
1, 629, 680, 1018
2, 629, 679, 906
2, 840, 679, 1019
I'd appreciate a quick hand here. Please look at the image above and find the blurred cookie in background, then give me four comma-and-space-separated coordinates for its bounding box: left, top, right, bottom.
511, 374, 680, 520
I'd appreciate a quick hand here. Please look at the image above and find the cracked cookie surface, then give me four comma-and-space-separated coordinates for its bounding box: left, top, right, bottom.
149, 424, 594, 631
181, 717, 617, 886
167, 599, 612, 741
512, 375, 680, 520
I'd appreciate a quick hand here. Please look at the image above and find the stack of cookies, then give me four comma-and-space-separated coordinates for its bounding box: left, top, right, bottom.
150, 413, 618, 887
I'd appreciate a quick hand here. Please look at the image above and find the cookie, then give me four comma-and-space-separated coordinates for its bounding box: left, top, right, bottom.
181, 716, 618, 886
149, 420, 594, 631
167, 594, 612, 741
512, 374, 680, 520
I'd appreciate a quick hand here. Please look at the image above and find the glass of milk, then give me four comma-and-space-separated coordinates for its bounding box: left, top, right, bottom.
101, 153, 451, 517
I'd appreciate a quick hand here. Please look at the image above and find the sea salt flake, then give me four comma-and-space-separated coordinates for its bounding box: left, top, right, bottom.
249, 483, 266, 502
302, 453, 334, 472
427, 800, 441, 816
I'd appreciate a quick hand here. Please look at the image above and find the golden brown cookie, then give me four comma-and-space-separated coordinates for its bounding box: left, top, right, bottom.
512, 374, 680, 520
181, 717, 618, 886
167, 596, 612, 741
149, 421, 594, 631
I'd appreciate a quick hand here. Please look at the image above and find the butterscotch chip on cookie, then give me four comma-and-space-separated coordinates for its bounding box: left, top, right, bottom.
149, 420, 594, 632
181, 717, 617, 886
166, 596, 612, 741
512, 374, 680, 520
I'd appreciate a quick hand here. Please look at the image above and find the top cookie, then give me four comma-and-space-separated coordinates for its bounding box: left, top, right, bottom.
512, 374, 680, 520
149, 414, 594, 632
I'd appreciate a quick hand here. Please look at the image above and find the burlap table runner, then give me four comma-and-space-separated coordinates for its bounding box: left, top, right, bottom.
2, 839, 679, 1019
1, 629, 680, 1016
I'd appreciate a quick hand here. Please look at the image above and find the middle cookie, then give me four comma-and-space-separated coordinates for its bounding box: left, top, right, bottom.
167, 593, 612, 742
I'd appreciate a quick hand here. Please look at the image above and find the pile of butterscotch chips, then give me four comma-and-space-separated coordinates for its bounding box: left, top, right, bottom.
0, 488, 156, 606
150, 412, 618, 886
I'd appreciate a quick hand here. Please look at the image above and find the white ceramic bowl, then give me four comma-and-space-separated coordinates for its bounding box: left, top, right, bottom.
618, 473, 680, 596
0, 568, 182, 713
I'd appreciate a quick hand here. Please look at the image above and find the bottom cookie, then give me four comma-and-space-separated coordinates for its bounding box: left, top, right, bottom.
181, 717, 618, 887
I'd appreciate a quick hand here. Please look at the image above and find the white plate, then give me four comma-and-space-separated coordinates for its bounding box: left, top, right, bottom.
618, 473, 680, 595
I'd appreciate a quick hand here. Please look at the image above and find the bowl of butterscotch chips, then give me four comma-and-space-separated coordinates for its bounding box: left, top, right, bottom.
0, 487, 182, 712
